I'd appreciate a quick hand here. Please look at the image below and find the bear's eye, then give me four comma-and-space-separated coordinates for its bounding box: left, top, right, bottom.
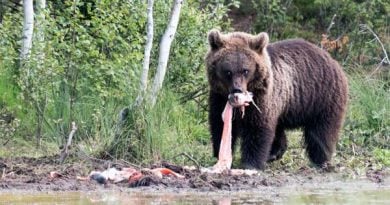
243, 69, 249, 76
225, 71, 232, 77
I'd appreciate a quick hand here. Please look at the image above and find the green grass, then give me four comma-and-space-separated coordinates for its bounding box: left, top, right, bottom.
0, 137, 58, 158
342, 72, 390, 151
107, 90, 212, 166
0, 66, 22, 113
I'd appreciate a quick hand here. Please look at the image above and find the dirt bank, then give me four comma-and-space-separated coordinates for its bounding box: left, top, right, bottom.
0, 155, 389, 193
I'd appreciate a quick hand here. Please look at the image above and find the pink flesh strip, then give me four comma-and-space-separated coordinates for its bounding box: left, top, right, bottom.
212, 92, 254, 172
212, 102, 233, 172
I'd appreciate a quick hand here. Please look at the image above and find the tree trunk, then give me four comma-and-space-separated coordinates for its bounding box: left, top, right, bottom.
135, 0, 154, 106
149, 0, 183, 106
20, 0, 34, 61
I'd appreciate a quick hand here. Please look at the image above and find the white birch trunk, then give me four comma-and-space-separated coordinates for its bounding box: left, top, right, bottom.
20, 0, 34, 61
149, 0, 183, 106
135, 0, 154, 106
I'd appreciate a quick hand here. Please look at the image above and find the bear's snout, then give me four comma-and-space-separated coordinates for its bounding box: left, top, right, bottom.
231, 77, 246, 94
228, 92, 253, 107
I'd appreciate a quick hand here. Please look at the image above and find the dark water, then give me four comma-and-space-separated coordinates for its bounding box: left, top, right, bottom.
0, 188, 389, 205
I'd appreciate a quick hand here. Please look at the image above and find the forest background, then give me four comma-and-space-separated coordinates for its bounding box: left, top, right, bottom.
0, 0, 388, 169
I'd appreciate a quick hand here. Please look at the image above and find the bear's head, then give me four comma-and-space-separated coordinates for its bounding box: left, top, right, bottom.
206, 30, 272, 104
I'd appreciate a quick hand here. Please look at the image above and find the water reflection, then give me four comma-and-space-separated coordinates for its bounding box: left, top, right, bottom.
0, 189, 389, 205
214, 197, 231, 205
287, 189, 390, 205
0, 191, 276, 205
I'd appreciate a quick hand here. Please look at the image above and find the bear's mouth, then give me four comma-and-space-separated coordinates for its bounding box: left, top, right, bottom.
228, 91, 253, 107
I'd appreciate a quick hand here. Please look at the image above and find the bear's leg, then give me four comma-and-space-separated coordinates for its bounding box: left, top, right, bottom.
241, 126, 274, 170
209, 94, 225, 158
268, 125, 287, 162
304, 115, 342, 167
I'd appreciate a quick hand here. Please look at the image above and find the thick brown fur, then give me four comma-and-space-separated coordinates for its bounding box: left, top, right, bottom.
206, 30, 348, 170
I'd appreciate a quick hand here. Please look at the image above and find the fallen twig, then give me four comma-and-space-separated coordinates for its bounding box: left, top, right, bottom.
59, 122, 77, 163
173, 152, 201, 170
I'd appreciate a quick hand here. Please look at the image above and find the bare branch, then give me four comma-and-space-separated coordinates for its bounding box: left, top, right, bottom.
320, 14, 337, 49
59, 122, 77, 163
326, 14, 337, 34
360, 24, 389, 66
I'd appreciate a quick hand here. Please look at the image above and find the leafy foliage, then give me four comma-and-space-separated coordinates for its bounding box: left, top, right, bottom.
0, 0, 231, 162
244, 0, 389, 65
0, 0, 144, 147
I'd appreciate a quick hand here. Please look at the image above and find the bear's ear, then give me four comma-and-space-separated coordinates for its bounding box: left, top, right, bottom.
208, 29, 224, 50
250, 32, 269, 53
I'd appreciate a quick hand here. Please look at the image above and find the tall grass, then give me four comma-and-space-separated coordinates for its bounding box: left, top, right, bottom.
108, 90, 213, 166
0, 70, 19, 110
342, 71, 390, 151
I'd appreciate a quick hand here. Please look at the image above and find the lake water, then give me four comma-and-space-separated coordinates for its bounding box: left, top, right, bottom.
1, 188, 389, 205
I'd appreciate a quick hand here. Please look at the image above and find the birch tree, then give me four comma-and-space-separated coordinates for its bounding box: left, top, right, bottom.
149, 0, 183, 106
20, 0, 34, 61
19, 0, 47, 146
135, 0, 154, 106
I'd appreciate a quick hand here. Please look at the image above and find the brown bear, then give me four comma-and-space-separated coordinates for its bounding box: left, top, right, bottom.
205, 30, 348, 170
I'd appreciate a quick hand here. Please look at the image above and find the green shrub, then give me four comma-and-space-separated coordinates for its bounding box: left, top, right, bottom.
373, 148, 390, 167
0, 0, 232, 162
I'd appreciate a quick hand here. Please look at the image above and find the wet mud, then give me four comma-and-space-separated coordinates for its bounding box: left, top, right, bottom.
0, 155, 389, 193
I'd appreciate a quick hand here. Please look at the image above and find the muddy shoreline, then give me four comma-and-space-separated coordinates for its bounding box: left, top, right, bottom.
1, 155, 389, 194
